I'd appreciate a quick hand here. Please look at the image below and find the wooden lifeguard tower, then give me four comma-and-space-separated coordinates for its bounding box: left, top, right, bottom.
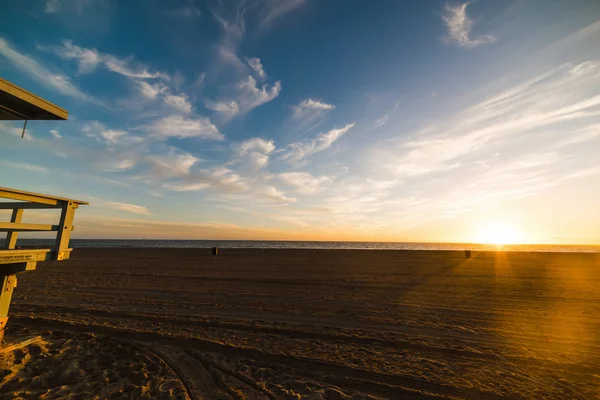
0, 78, 88, 343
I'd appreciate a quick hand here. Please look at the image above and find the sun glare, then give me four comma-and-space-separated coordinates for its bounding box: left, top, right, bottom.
477, 221, 520, 245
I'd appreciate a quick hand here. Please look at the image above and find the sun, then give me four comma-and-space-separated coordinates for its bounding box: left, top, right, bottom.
477, 221, 520, 245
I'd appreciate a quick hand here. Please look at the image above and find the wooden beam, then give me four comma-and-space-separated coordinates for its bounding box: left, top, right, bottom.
54, 203, 76, 260
0, 202, 64, 210
0, 222, 58, 232
0, 190, 57, 205
5, 209, 23, 249
0, 249, 52, 265
0, 187, 87, 205
0, 78, 68, 120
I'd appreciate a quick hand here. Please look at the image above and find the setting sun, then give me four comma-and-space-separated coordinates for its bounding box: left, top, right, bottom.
477, 221, 521, 245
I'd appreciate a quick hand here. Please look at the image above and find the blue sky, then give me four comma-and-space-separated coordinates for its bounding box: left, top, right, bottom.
1, 0, 599, 243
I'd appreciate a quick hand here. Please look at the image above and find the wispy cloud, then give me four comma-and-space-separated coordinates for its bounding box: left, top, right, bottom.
2, 161, 48, 172
204, 100, 240, 119
147, 115, 224, 140
207, 75, 281, 119
278, 172, 333, 194
258, 0, 307, 31
375, 61, 600, 180
165, 166, 247, 193
106, 202, 152, 216
137, 81, 167, 99
374, 101, 399, 128
146, 149, 200, 179
163, 93, 193, 113
0, 37, 99, 104
236, 75, 281, 112
231, 137, 276, 170
290, 98, 335, 131
247, 57, 266, 80
280, 123, 355, 163
39, 40, 170, 80
293, 98, 334, 118
50, 129, 62, 139
82, 121, 138, 144
441, 2, 495, 48
359, 60, 600, 229
102, 159, 135, 172
104, 56, 170, 80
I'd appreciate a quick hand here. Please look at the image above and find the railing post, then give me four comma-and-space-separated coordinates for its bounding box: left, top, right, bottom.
0, 274, 17, 343
0, 209, 22, 343
54, 201, 76, 260
4, 209, 23, 249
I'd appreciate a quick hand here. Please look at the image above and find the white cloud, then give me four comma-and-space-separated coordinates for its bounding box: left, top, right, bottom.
138, 81, 167, 99
166, 166, 247, 193
2, 161, 48, 172
257, 185, 296, 203
247, 57, 266, 80
442, 2, 496, 48
280, 123, 356, 163
146, 150, 199, 179
50, 129, 62, 139
40, 40, 170, 80
46, 40, 101, 74
236, 137, 276, 155
102, 159, 135, 172
101, 130, 127, 143
104, 56, 170, 80
237, 75, 281, 112
106, 202, 152, 216
83, 121, 129, 144
292, 98, 335, 118
208, 75, 281, 119
0, 37, 98, 104
232, 137, 276, 170
149, 115, 224, 140
204, 100, 240, 119
278, 172, 333, 194
163, 93, 193, 113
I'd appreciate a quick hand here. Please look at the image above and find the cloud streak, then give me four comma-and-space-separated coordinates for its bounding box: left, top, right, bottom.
106, 202, 152, 215
280, 123, 355, 163
0, 37, 100, 104
442, 2, 495, 48
40, 40, 170, 80
148, 115, 224, 140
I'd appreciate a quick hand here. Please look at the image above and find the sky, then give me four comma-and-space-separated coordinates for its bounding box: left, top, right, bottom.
1, 0, 599, 244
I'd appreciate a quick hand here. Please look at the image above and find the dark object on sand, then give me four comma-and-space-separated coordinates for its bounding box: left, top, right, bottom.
465, 250, 471, 258
212, 247, 219, 256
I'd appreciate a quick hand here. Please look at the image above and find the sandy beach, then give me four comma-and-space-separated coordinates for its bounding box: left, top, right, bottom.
1, 249, 599, 399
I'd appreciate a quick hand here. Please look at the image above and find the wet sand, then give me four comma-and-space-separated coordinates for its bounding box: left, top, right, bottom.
2, 249, 600, 399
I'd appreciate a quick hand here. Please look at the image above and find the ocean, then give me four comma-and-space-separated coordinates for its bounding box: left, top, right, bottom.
16, 239, 600, 252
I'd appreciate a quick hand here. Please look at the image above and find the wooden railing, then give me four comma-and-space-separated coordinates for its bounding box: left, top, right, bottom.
0, 186, 88, 343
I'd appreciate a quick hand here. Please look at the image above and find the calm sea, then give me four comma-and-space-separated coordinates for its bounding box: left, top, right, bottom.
17, 239, 600, 252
